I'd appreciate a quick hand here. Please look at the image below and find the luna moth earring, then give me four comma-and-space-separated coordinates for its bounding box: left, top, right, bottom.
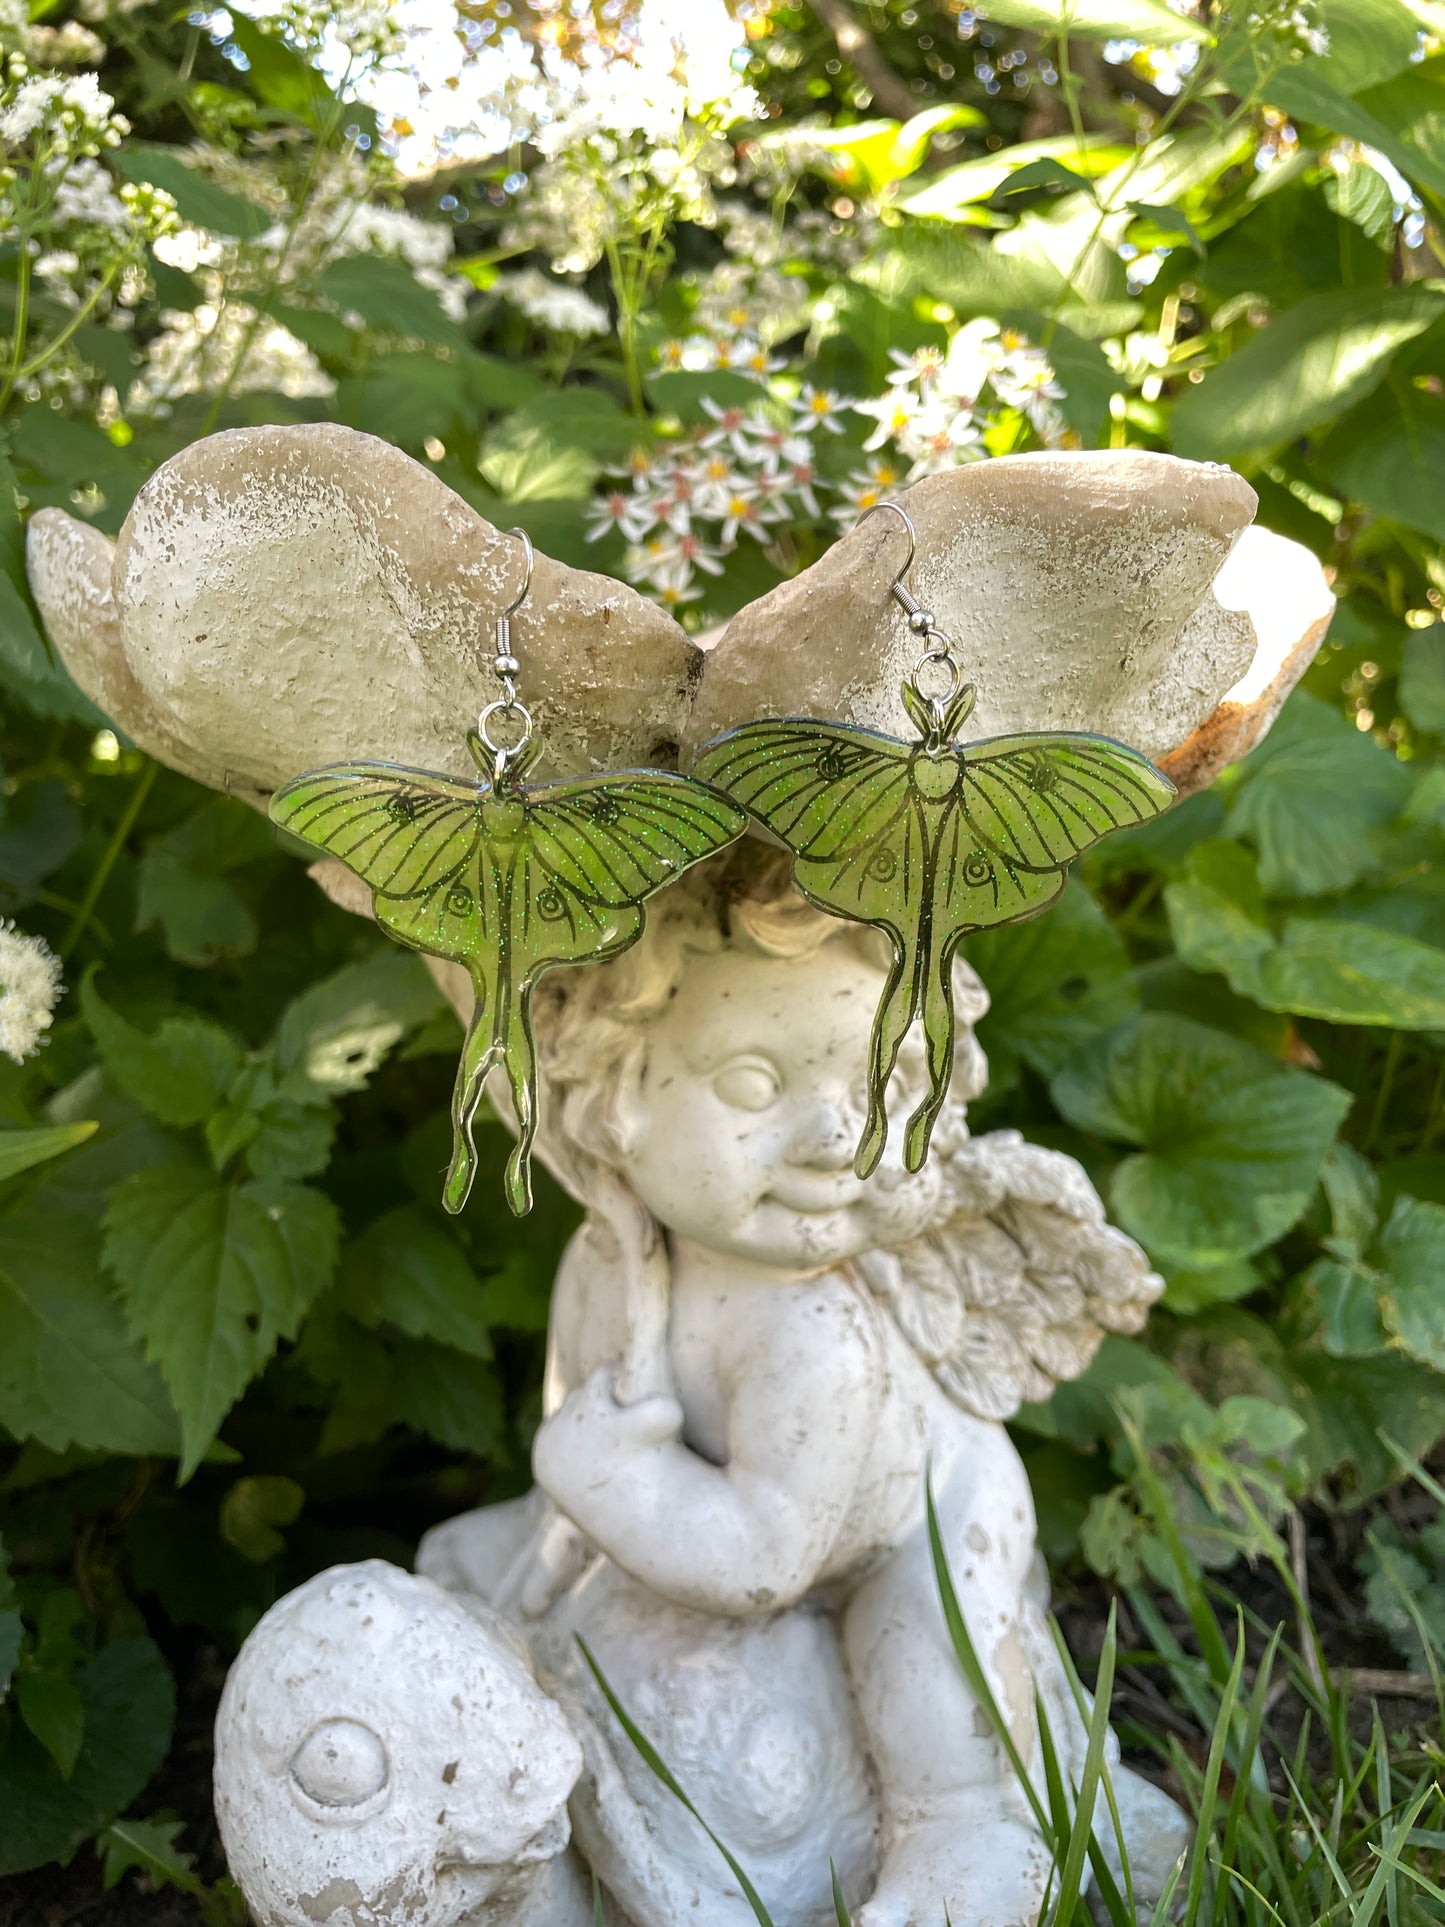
271, 529, 747, 1217
692, 499, 1176, 1181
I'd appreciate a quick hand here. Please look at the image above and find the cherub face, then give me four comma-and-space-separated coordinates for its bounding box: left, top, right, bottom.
616, 943, 956, 1270
214, 1563, 582, 1927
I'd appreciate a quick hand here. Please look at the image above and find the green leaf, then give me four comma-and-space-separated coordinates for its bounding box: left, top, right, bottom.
1320, 381, 1445, 546
1401, 629, 1445, 733
135, 798, 274, 967
97, 1813, 202, 1896
82, 973, 245, 1128
0, 779, 82, 910
1225, 692, 1410, 895
1167, 844, 1445, 1026
223, 13, 345, 129
479, 416, 600, 503
967, 0, 1210, 41
103, 1166, 339, 1477
896, 135, 1127, 219
1171, 287, 1445, 460
274, 948, 444, 1097
644, 369, 765, 424
316, 255, 463, 347
966, 879, 1138, 1089
1376, 1195, 1445, 1370
1050, 1015, 1352, 1267
389, 1338, 503, 1455
339, 1204, 492, 1358
1311, 0, 1430, 93
17, 1669, 85, 1779
109, 147, 271, 238
0, 1120, 97, 1182
0, 1638, 174, 1876
0, 1213, 180, 1455
1127, 200, 1205, 254
219, 1474, 304, 1562
1322, 160, 1398, 250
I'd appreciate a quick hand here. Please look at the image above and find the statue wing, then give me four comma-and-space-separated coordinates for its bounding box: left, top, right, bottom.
855, 1129, 1163, 1421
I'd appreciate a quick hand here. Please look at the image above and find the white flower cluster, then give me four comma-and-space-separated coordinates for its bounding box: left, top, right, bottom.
855, 323, 1069, 479
496, 267, 611, 339
0, 63, 129, 153
587, 314, 1070, 615
585, 375, 856, 608
131, 299, 334, 412
0, 923, 62, 1064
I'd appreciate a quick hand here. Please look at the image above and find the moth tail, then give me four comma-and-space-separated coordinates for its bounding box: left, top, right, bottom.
903, 934, 958, 1173
444, 997, 501, 1215
500, 992, 540, 1219
855, 934, 920, 1180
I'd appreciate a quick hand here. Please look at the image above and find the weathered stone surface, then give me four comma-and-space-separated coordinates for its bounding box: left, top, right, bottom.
32, 424, 701, 796
26, 507, 194, 770
683, 450, 1266, 761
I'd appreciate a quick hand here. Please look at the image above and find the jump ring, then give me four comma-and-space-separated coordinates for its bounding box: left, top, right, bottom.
478, 698, 534, 756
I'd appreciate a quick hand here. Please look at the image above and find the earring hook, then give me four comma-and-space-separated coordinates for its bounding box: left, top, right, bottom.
501, 525, 534, 621
857, 499, 917, 609
479, 525, 536, 783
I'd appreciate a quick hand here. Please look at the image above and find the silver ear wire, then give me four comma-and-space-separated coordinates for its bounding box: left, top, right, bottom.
479, 526, 536, 780
857, 498, 965, 711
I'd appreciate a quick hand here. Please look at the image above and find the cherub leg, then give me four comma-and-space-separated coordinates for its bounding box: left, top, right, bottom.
842, 1450, 1053, 1927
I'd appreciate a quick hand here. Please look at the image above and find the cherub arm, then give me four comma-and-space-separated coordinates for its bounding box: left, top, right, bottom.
532, 1282, 881, 1616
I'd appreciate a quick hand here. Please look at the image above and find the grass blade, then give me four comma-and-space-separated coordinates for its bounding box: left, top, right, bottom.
926, 1474, 1056, 1847
1181, 1616, 1247, 1927
1050, 1601, 1119, 1927
831, 1861, 853, 1926
577, 1636, 778, 1927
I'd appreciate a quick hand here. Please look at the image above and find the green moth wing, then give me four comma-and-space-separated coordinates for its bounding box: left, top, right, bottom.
271, 760, 745, 1216
693, 718, 1174, 1178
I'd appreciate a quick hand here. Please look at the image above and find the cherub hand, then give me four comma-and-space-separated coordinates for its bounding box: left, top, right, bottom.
532, 1366, 685, 1530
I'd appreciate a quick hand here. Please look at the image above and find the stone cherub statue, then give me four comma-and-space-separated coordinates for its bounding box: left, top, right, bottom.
29, 427, 1336, 1925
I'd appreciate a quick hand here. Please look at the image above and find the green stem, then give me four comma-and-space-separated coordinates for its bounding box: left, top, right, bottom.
1416, 1054, 1445, 1154
1365, 1032, 1403, 1153
13, 264, 123, 385
61, 761, 157, 959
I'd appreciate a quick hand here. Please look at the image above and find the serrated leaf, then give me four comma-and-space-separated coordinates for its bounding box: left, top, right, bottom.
339, 1204, 492, 1358
1172, 286, 1445, 460
0, 1213, 180, 1455
18, 1669, 85, 1779
0, 1120, 97, 1182
1225, 692, 1410, 895
388, 1337, 503, 1454
103, 1166, 339, 1477
98, 1812, 201, 1895
1050, 1014, 1352, 1267
1167, 845, 1445, 1026
0, 1638, 174, 1876
275, 948, 445, 1097
82, 974, 245, 1128
966, 879, 1138, 1090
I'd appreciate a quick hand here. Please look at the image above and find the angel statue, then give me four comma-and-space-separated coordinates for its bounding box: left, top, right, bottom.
29, 424, 1335, 1927
214, 841, 1190, 1927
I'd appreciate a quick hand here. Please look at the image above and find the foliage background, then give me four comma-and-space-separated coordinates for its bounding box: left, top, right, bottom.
1, 0, 1444, 1915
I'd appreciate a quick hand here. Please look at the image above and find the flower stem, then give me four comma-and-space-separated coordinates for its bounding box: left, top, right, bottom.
61, 760, 157, 960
